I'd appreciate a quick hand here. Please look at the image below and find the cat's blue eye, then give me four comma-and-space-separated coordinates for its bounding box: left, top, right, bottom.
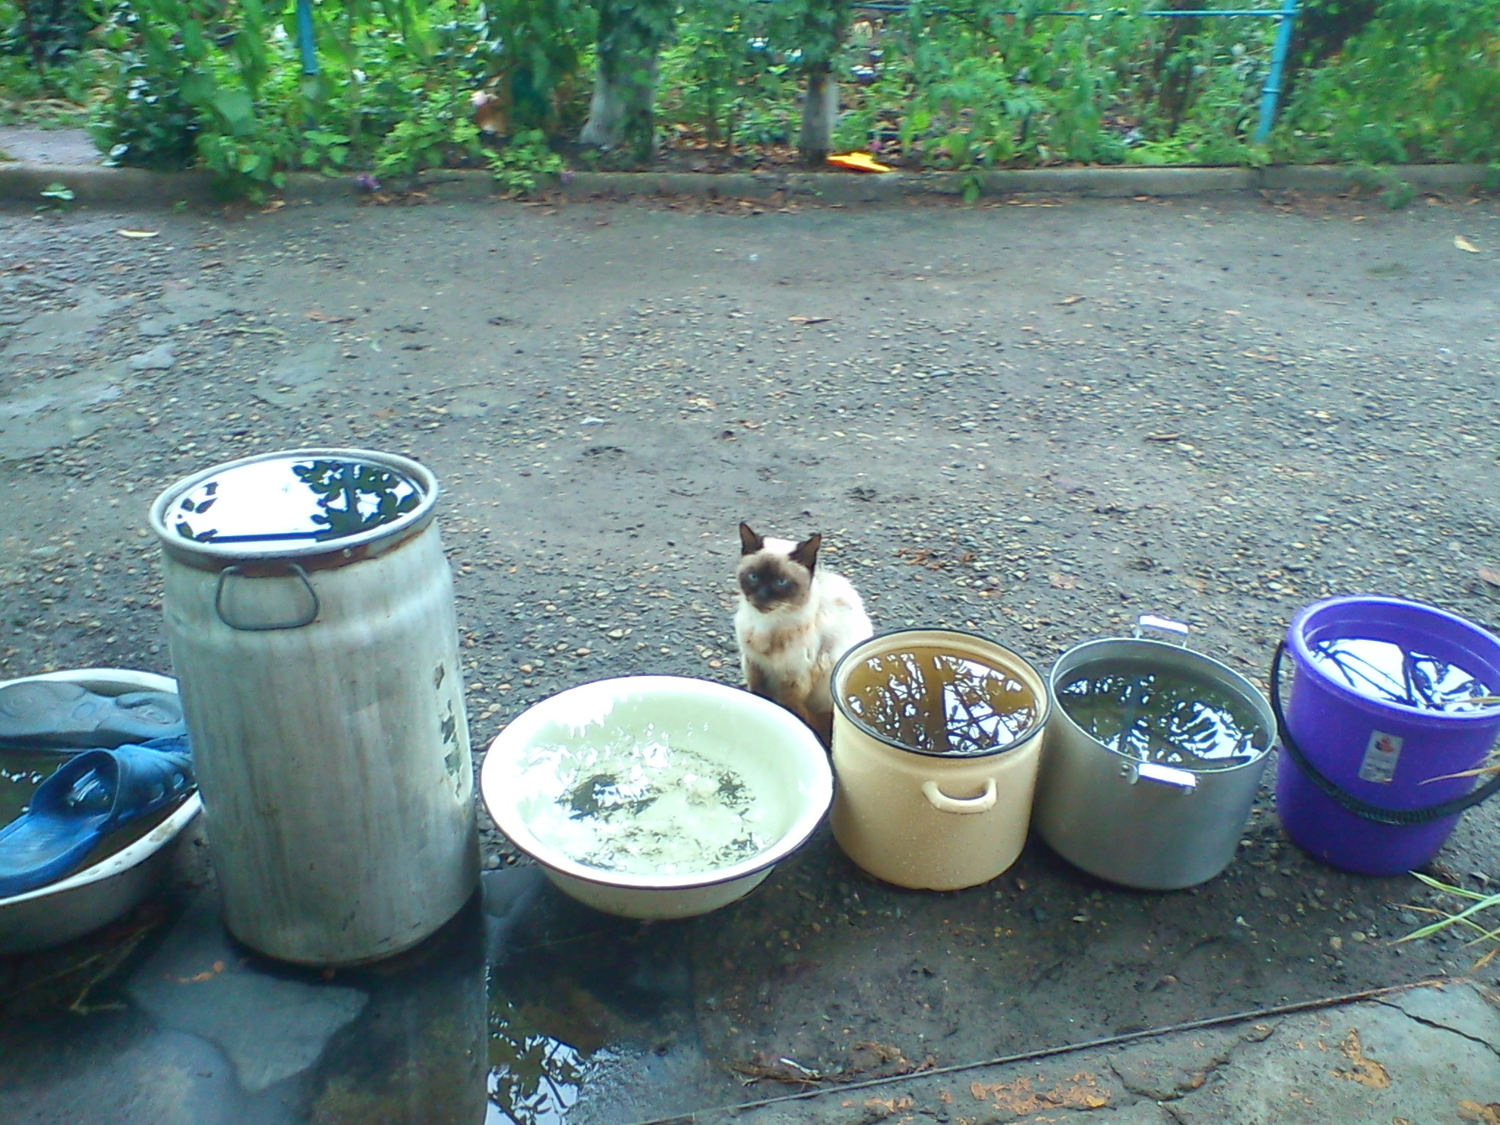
775, 578, 790, 589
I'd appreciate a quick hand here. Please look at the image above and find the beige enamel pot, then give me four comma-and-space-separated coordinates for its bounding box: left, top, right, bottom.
829, 630, 1049, 891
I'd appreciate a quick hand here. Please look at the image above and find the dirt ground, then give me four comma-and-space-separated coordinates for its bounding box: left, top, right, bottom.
3, 185, 1500, 1117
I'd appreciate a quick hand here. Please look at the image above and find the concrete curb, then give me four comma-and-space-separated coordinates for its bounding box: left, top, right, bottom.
0, 160, 1492, 209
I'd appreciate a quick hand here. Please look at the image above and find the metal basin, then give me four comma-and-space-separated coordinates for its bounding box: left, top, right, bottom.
0, 669, 202, 954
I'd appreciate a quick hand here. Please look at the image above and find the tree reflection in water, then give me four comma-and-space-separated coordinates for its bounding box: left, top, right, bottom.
293, 459, 420, 540
843, 649, 1037, 755
487, 997, 587, 1125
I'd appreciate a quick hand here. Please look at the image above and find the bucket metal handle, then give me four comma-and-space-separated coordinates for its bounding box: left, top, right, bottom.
1134, 615, 1189, 645
215, 563, 320, 631
921, 778, 998, 815
1124, 760, 1199, 792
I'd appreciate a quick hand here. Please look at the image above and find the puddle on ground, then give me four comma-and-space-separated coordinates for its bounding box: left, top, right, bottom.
479, 867, 729, 1125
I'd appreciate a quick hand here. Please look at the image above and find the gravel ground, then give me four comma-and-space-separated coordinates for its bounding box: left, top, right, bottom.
3, 186, 1500, 1097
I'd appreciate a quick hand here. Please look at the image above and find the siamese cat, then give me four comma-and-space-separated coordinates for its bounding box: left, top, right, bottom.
734, 523, 873, 745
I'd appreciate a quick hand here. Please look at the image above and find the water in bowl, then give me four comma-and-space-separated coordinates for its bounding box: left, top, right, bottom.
841, 646, 1039, 756
521, 729, 771, 877
1308, 636, 1497, 713
1056, 658, 1267, 770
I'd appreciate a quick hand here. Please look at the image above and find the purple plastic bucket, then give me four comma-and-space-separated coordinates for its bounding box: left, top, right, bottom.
1274, 596, 1500, 875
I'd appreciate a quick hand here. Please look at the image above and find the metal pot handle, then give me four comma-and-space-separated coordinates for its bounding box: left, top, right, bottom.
921, 777, 998, 815
1134, 615, 1189, 645
1123, 760, 1199, 792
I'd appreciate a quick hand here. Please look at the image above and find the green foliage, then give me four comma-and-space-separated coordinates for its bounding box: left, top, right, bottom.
373, 82, 482, 178
0, 0, 106, 116
488, 124, 562, 194
479, 0, 592, 131
657, 0, 779, 150
7, 0, 1500, 194
1276, 0, 1500, 165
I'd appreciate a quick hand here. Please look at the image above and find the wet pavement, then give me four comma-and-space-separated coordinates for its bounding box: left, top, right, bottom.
3, 840, 1498, 1125
3, 175, 1500, 1122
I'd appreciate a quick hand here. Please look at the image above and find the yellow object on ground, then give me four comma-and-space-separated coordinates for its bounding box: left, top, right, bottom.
827, 152, 893, 173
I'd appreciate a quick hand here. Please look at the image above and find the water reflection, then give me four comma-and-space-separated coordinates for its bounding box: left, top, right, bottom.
842, 648, 1038, 755
167, 456, 421, 545
486, 997, 588, 1125
1309, 636, 1496, 712
480, 867, 723, 1125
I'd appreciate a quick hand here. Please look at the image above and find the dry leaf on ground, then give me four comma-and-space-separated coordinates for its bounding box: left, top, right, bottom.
1455, 235, 1480, 253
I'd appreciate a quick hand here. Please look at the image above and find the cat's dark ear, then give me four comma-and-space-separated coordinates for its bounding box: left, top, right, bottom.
738, 523, 764, 556
791, 533, 822, 574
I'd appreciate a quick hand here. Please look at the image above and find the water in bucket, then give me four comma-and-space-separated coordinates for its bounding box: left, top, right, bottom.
1306, 638, 1497, 713
1278, 596, 1500, 875
841, 646, 1039, 755
1055, 658, 1268, 770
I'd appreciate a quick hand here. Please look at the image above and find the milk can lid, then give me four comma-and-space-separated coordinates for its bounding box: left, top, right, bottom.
150, 449, 437, 563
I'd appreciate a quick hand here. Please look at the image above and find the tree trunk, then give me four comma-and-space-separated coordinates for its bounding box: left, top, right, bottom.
798, 64, 839, 166
579, 0, 673, 162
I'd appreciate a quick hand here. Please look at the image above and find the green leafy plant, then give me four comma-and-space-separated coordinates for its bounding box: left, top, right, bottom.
1276, 0, 1500, 164
373, 81, 482, 179
488, 126, 562, 194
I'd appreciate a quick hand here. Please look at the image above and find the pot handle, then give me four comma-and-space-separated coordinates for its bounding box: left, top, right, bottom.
921, 778, 998, 815
1123, 761, 1199, 792
1134, 615, 1190, 646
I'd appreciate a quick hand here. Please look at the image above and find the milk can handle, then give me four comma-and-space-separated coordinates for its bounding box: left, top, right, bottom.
215, 563, 320, 631
921, 778, 998, 815
1270, 641, 1500, 825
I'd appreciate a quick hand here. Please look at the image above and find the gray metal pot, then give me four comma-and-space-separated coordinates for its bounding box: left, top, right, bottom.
1033, 617, 1274, 890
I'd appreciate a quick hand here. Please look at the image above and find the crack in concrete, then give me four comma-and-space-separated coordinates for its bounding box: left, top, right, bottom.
1106, 1020, 1280, 1104
1376, 998, 1500, 1060
1107, 1044, 1235, 1102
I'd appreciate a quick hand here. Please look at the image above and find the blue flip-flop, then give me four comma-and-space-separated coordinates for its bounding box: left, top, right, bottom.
0, 680, 185, 750
0, 735, 194, 898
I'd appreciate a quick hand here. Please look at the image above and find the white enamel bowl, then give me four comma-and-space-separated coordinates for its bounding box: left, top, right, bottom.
0, 669, 202, 954
480, 676, 832, 920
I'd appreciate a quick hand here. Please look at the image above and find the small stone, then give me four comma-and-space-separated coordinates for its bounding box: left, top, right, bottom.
1258, 885, 1277, 899
1329, 936, 1343, 952
483, 854, 501, 870
128, 343, 176, 371
1351, 931, 1366, 943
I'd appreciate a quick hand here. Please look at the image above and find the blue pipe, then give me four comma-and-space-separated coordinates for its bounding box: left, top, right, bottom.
1254, 0, 1298, 142
297, 0, 319, 76
848, 4, 1294, 14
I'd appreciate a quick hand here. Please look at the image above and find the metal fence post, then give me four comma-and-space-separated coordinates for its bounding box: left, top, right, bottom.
1254, 0, 1298, 142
